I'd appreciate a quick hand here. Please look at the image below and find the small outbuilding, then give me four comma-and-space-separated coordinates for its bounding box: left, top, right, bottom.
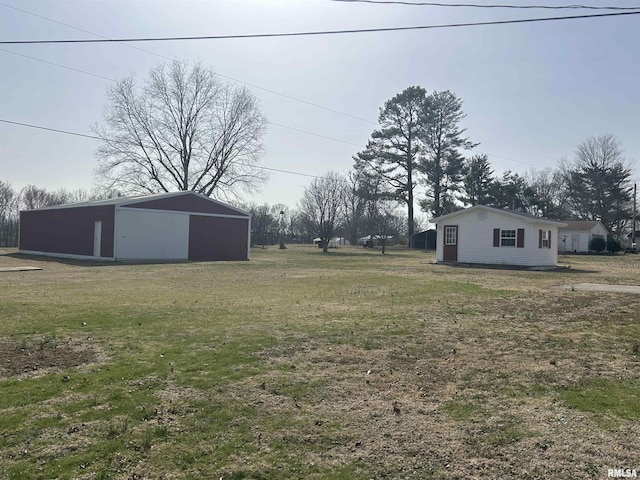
410, 230, 437, 250
19, 191, 251, 261
432, 205, 567, 268
558, 221, 608, 253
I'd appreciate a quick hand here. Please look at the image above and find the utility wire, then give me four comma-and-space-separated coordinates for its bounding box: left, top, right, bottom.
0, 119, 322, 179
0, 2, 375, 125
0, 118, 544, 171
0, 2, 633, 180
0, 48, 119, 83
0, 119, 100, 140
0, 49, 366, 148
2, 11, 640, 45
268, 122, 364, 147
330, 0, 640, 10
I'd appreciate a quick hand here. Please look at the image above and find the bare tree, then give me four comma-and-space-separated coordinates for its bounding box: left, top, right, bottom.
0, 181, 18, 247
20, 185, 61, 210
298, 172, 346, 253
367, 200, 404, 254
343, 167, 368, 245
524, 168, 568, 219
94, 60, 267, 199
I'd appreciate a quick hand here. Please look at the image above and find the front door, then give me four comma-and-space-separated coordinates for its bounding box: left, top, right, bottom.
443, 225, 458, 262
93, 221, 102, 257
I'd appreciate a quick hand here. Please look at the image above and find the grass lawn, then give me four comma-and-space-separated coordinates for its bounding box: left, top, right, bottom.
0, 245, 639, 479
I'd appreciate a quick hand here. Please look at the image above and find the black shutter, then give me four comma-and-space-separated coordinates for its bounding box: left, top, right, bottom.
493, 228, 500, 247
517, 228, 525, 248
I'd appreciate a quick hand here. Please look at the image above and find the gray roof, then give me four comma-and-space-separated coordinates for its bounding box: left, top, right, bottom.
432, 205, 567, 226
21, 190, 250, 216
560, 220, 605, 232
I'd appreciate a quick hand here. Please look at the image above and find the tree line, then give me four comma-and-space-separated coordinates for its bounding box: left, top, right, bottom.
243, 191, 410, 254
351, 87, 633, 239
3, 63, 635, 252
90, 63, 635, 245
292, 86, 634, 251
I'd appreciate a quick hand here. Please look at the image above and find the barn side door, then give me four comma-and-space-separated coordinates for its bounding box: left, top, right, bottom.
443, 225, 458, 262
93, 221, 102, 257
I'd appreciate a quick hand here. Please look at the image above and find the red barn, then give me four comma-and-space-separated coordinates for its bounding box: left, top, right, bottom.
19, 191, 251, 261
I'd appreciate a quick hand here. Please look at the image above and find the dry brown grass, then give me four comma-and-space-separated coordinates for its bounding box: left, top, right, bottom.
1, 246, 639, 479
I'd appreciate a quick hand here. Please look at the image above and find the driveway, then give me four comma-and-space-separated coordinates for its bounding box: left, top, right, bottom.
560, 282, 640, 294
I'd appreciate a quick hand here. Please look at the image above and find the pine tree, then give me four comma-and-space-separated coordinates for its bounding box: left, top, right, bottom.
419, 91, 476, 217
462, 154, 495, 206
354, 86, 427, 240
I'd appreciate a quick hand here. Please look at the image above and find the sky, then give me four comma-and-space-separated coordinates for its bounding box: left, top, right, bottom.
1, 0, 639, 213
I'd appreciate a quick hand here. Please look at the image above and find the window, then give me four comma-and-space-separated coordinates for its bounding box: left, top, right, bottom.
541, 230, 550, 248
445, 226, 457, 245
501, 229, 516, 247
494, 228, 524, 248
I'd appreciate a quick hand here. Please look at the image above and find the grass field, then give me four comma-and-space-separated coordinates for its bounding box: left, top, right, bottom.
1, 245, 639, 479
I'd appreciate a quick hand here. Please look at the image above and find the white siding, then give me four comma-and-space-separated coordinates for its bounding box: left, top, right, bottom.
115, 209, 189, 260
558, 230, 589, 252
592, 224, 608, 238
558, 224, 607, 253
436, 209, 559, 267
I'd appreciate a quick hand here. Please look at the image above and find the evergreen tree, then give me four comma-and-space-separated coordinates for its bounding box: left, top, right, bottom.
489, 171, 537, 213
354, 86, 427, 240
419, 90, 476, 217
462, 154, 495, 206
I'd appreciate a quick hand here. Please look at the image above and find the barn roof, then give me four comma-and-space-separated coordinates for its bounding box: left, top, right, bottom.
21, 191, 250, 216
432, 205, 567, 226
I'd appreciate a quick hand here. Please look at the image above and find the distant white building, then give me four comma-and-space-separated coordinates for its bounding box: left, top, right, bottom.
558, 221, 608, 253
432, 205, 566, 268
312, 237, 349, 248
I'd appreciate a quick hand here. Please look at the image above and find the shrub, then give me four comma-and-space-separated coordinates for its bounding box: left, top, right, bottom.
589, 236, 606, 252
607, 236, 621, 253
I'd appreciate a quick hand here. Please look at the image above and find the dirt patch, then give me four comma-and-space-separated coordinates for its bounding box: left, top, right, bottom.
0, 336, 98, 379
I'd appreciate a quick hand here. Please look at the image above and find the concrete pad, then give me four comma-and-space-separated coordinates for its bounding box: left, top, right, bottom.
0, 266, 42, 272
561, 283, 640, 294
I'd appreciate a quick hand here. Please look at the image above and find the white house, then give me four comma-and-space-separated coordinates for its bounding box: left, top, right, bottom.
558, 221, 608, 253
432, 205, 567, 267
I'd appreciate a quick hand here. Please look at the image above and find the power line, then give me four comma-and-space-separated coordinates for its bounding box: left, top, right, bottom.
0, 48, 119, 83
0, 49, 369, 148
0, 119, 325, 180
0, 2, 375, 125
0, 111, 364, 151
268, 122, 365, 147
2, 10, 639, 45
330, 0, 640, 10
0, 118, 547, 173
0, 53, 373, 127
0, 52, 571, 170
0, 119, 100, 140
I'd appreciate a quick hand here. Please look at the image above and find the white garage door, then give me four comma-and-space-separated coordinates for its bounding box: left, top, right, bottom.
115, 209, 189, 260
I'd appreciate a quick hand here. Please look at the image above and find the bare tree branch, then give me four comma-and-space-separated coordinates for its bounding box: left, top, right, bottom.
93, 60, 267, 198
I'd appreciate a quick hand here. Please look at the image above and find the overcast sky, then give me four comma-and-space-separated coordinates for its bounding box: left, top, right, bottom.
1, 0, 639, 212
